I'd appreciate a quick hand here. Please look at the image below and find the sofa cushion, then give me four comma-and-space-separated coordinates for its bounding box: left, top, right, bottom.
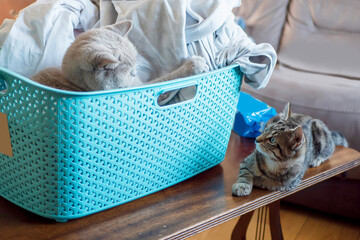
304, 0, 360, 33
278, 0, 360, 79
234, 0, 289, 51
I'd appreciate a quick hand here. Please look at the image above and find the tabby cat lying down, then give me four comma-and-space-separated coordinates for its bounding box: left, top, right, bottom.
232, 103, 348, 196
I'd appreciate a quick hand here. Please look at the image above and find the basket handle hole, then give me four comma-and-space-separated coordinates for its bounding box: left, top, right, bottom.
157, 85, 197, 107
0, 78, 8, 95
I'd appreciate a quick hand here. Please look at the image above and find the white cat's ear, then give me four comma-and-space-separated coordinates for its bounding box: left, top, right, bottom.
79, 52, 119, 71
106, 20, 133, 36
283, 102, 292, 120
97, 53, 120, 70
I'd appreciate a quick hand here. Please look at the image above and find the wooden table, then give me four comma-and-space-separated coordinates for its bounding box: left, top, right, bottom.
0, 132, 359, 240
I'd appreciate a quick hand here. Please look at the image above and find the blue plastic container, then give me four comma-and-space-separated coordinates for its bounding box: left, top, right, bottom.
0, 65, 242, 221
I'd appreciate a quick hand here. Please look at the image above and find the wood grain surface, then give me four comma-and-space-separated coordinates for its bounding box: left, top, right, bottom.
0, 132, 359, 240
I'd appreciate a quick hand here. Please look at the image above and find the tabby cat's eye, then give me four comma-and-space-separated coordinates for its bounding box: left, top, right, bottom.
269, 137, 276, 144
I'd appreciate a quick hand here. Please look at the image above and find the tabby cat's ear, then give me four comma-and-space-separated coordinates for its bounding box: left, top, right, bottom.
283, 102, 292, 120
291, 126, 304, 150
106, 20, 133, 36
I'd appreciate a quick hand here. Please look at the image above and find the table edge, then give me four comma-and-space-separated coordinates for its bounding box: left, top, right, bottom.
165, 148, 360, 240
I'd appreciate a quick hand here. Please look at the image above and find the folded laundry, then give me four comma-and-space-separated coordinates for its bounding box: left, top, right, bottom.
107, 0, 276, 91
0, 0, 276, 94
0, 0, 99, 77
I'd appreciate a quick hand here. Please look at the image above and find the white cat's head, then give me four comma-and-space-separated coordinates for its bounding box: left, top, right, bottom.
62, 20, 139, 91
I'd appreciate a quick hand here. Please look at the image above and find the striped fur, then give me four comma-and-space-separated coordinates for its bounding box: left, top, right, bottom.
232, 103, 348, 196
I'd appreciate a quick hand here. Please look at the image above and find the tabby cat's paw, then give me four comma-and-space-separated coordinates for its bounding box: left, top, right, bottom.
232, 182, 252, 197
184, 56, 209, 75
309, 158, 326, 168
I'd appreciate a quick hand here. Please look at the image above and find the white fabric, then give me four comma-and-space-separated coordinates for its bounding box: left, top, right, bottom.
109, 0, 277, 89
0, 19, 15, 47
242, 64, 360, 151
0, 0, 276, 90
0, 0, 99, 77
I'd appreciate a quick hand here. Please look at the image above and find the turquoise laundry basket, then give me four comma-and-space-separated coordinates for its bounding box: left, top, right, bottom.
0, 65, 243, 221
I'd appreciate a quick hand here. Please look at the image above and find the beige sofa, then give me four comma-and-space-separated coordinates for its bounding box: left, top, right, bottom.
235, 0, 360, 218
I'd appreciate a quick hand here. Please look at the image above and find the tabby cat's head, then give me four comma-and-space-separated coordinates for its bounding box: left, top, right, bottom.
62, 20, 139, 91
255, 103, 306, 161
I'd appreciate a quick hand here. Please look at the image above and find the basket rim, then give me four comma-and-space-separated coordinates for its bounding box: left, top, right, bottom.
0, 64, 241, 97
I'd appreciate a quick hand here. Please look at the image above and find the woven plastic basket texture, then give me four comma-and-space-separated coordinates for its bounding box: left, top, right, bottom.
0, 65, 243, 221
